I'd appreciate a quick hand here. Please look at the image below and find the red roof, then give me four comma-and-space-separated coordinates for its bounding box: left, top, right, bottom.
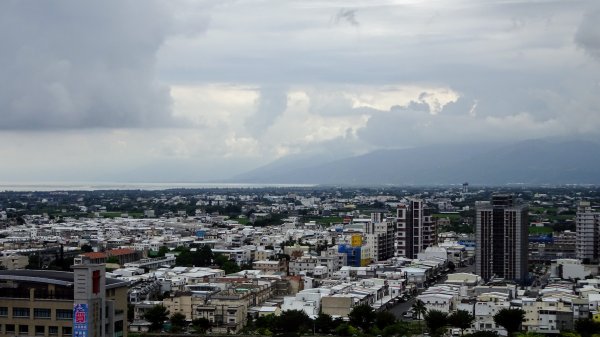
82, 252, 107, 259
108, 248, 136, 256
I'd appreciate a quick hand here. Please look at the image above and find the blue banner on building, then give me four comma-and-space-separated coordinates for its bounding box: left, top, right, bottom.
73, 303, 88, 337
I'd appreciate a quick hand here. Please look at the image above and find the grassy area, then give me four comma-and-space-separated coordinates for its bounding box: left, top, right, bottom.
547, 214, 575, 221
529, 226, 553, 234
432, 213, 461, 220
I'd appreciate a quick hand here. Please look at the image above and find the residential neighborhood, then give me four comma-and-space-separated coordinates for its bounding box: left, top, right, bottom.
0, 185, 599, 336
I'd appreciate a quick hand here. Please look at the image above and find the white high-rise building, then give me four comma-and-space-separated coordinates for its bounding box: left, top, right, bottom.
576, 201, 600, 262
364, 214, 396, 262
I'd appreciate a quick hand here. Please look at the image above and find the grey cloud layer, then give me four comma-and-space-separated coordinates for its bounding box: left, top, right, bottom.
576, 5, 600, 60
1, 0, 600, 182
0, 1, 175, 129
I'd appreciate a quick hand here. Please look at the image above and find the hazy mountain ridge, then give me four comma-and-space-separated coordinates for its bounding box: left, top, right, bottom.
231, 140, 600, 185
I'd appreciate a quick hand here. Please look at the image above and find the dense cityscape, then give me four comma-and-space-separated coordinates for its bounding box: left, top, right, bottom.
2, 1, 599, 337
1, 185, 599, 337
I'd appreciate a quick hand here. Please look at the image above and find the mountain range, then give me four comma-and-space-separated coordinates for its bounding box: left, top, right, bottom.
230, 139, 600, 185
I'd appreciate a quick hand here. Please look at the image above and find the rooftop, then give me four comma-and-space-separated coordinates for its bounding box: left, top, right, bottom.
0, 269, 129, 289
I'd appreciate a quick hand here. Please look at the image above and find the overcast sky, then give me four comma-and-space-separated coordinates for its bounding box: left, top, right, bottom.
1, 0, 599, 182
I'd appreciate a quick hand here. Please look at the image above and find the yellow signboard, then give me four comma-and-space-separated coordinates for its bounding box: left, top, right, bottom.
351, 234, 362, 247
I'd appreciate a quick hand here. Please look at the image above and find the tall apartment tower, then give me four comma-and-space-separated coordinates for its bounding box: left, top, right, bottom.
576, 201, 600, 262
475, 194, 528, 283
365, 214, 397, 262
397, 198, 436, 259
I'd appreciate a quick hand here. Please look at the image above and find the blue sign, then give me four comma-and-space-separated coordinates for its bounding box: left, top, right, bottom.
73, 304, 88, 337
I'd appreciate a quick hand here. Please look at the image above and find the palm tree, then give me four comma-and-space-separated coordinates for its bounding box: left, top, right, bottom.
412, 299, 427, 334
412, 300, 427, 320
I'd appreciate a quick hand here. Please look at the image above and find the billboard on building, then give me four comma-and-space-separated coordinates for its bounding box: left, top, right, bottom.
351, 234, 362, 247
73, 303, 88, 337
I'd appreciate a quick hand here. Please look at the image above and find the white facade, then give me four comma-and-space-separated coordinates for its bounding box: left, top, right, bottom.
576, 201, 600, 262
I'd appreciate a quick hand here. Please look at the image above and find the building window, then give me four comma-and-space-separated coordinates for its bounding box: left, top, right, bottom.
6, 324, 15, 333
35, 308, 52, 319
36, 325, 46, 335
56, 309, 73, 320
19, 325, 29, 334
0, 307, 7, 316
49, 326, 58, 335
62, 326, 72, 336
13, 307, 30, 318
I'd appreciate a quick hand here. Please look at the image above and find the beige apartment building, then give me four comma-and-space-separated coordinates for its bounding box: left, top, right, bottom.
0, 255, 28, 270
0, 266, 129, 337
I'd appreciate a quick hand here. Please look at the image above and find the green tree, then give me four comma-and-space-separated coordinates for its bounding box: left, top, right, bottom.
170, 312, 188, 333
191, 318, 211, 333
314, 312, 334, 333
157, 246, 170, 257
221, 259, 241, 274
348, 304, 376, 331
515, 332, 545, 337
255, 314, 276, 331
493, 308, 525, 337
26, 254, 42, 269
464, 331, 499, 337
448, 310, 475, 335
273, 310, 312, 333
106, 256, 119, 264
81, 244, 93, 253
382, 322, 411, 337
575, 318, 600, 337
375, 311, 397, 330
412, 299, 427, 320
424, 309, 448, 337
335, 323, 360, 337
143, 305, 170, 332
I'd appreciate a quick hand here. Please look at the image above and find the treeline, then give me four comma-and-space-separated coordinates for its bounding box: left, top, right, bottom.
173, 245, 251, 274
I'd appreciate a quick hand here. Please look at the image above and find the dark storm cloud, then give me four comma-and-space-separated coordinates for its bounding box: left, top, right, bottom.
245, 86, 288, 136
575, 6, 600, 60
0, 1, 175, 129
334, 9, 359, 27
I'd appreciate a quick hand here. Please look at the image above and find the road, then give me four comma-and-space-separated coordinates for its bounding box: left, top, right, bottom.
388, 263, 476, 320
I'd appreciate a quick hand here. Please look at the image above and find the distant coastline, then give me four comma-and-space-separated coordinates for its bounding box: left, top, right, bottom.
0, 182, 316, 192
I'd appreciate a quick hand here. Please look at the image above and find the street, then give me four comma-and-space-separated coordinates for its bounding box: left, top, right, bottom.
388, 263, 476, 319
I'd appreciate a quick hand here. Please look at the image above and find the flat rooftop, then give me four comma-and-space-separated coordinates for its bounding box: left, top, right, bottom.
0, 269, 129, 289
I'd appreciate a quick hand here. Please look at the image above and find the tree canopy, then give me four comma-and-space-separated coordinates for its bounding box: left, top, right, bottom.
448, 310, 475, 335
575, 318, 600, 337
412, 300, 428, 319
348, 304, 376, 331
424, 309, 448, 337
143, 305, 170, 332
493, 308, 525, 336
170, 312, 187, 332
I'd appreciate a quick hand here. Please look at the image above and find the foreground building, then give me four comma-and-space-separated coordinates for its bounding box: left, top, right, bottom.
0, 264, 129, 337
475, 195, 528, 283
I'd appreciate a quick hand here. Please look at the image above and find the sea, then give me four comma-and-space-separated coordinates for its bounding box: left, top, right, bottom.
0, 182, 315, 192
